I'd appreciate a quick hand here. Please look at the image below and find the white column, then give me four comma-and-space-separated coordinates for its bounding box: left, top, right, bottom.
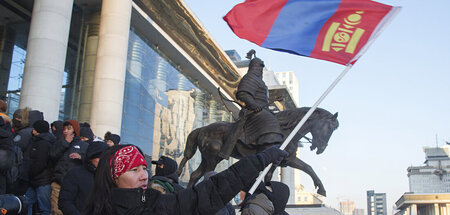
90, 0, 132, 136
19, 0, 73, 123
281, 167, 296, 204
78, 12, 100, 123
410, 204, 417, 215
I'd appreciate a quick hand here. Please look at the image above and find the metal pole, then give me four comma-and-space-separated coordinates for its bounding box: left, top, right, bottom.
248, 64, 352, 194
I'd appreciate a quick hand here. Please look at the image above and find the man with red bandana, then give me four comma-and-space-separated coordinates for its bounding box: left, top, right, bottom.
85, 144, 289, 215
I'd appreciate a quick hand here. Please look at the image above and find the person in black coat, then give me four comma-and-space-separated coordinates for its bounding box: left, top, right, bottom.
59, 141, 109, 215
204, 171, 236, 215
49, 120, 88, 215
25, 120, 55, 215
241, 181, 290, 215
0, 117, 13, 195
150, 156, 184, 193
9, 108, 44, 196
84, 144, 288, 215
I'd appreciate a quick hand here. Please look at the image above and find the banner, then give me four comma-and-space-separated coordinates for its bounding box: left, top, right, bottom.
224, 0, 399, 65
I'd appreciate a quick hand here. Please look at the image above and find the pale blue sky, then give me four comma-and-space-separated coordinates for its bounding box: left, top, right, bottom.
185, 0, 450, 213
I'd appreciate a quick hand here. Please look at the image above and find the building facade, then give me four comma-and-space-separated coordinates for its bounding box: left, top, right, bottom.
340, 200, 355, 215
408, 145, 450, 193
0, 0, 246, 184
275, 71, 299, 106
394, 145, 450, 215
395, 193, 450, 215
367, 190, 387, 215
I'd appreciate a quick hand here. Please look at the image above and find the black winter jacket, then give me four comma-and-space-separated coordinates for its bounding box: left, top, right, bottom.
50, 136, 88, 184
59, 162, 95, 215
29, 132, 55, 187
110, 154, 264, 215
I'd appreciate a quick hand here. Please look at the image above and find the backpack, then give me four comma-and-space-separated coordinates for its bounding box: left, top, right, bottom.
5, 143, 23, 184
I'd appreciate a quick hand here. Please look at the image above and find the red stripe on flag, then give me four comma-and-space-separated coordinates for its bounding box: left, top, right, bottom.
310, 0, 393, 65
223, 0, 289, 45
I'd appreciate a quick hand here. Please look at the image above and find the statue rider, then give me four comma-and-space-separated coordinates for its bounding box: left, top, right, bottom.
218, 50, 283, 159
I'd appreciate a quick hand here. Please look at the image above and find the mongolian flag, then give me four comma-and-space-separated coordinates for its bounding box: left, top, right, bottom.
224, 0, 400, 65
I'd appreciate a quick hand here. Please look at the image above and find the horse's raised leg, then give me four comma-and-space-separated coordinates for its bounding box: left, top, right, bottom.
286, 157, 326, 196
177, 129, 199, 176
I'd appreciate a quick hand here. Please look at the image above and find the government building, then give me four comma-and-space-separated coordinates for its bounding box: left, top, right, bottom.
0, 0, 296, 185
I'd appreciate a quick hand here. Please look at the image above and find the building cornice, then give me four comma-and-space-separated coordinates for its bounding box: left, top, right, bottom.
134, 0, 240, 99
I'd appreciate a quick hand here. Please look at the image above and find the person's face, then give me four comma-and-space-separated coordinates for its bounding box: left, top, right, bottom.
51, 126, 56, 131
32, 129, 39, 136
115, 165, 148, 189
90, 158, 100, 168
63, 125, 74, 137
106, 140, 114, 147
80, 136, 89, 142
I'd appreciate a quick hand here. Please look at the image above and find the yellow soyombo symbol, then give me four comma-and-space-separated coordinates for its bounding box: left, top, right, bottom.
322, 11, 365, 54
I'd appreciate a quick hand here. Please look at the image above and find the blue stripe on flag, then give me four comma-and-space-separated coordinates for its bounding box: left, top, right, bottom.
261, 0, 341, 56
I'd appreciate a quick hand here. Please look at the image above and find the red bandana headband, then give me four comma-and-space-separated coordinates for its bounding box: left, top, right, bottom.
110, 145, 147, 179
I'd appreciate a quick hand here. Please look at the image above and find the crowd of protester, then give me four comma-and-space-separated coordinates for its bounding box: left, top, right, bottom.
0, 100, 291, 215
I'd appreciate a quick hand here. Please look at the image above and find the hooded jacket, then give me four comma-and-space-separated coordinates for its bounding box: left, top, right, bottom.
14, 110, 43, 151
59, 141, 109, 215
241, 193, 274, 215
50, 136, 88, 185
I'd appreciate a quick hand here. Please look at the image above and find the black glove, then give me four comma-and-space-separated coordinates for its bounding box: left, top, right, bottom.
256, 145, 289, 168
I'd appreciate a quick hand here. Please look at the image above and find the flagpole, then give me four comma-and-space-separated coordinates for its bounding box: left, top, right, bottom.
248, 63, 353, 195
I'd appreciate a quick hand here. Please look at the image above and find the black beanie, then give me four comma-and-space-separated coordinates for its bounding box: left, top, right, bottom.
104, 131, 120, 145
86, 141, 109, 160
33, 120, 49, 134
80, 124, 94, 141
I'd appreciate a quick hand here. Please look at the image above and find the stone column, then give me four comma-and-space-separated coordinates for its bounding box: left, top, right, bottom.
90, 0, 132, 136
410, 204, 417, 215
0, 26, 15, 99
78, 12, 100, 123
281, 167, 296, 204
19, 0, 73, 123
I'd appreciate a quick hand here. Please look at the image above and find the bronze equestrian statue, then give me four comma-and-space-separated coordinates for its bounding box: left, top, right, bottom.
176, 51, 339, 196
219, 50, 283, 159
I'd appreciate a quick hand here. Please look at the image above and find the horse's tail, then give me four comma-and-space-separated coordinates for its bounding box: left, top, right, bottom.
176, 128, 200, 176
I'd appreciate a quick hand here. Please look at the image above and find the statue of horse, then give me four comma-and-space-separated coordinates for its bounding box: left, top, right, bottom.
176, 107, 338, 196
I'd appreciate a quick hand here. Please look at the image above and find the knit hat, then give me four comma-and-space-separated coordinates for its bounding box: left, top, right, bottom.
104, 131, 120, 145
110, 145, 147, 179
86, 141, 109, 160
80, 123, 94, 141
64, 120, 80, 137
33, 120, 49, 133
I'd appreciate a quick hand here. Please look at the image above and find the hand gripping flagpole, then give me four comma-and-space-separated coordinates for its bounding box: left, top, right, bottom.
248, 64, 352, 195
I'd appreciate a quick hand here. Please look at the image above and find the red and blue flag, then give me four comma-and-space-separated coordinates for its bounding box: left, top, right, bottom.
224, 0, 399, 65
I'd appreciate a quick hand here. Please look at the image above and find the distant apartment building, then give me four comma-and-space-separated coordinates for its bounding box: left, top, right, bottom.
340, 200, 355, 215
367, 190, 387, 215
274, 71, 300, 106
353, 208, 365, 215
395, 145, 450, 215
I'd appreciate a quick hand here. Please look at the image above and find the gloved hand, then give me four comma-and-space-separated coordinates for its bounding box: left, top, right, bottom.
256, 145, 289, 167
248, 104, 263, 112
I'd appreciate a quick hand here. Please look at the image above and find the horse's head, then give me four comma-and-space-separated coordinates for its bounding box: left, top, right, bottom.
309, 112, 339, 154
